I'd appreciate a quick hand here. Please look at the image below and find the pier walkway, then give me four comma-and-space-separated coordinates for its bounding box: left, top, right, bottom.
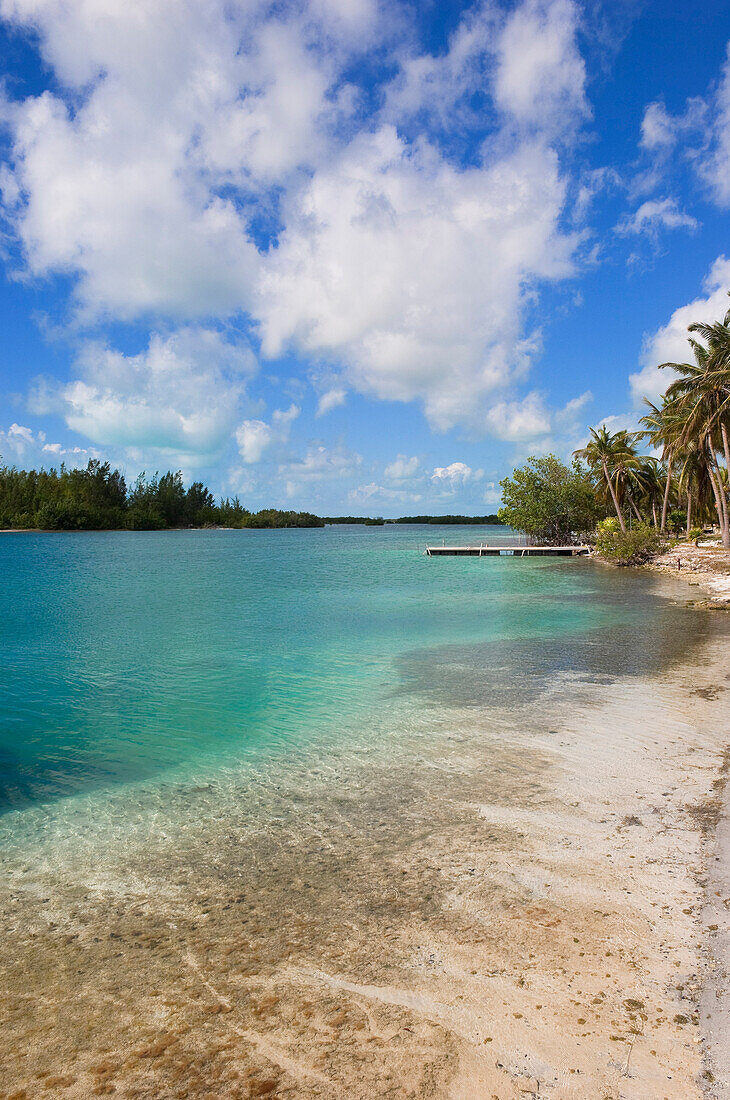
425, 544, 590, 557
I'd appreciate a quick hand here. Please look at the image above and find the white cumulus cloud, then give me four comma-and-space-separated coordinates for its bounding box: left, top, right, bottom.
431, 461, 482, 486
236, 420, 274, 465
279, 443, 362, 494
348, 481, 420, 506
384, 454, 421, 480
0, 0, 376, 320
316, 388, 347, 417
257, 126, 577, 429
701, 44, 730, 207
384, 2, 496, 129
0, 0, 595, 454
637, 49, 730, 211
0, 422, 97, 465
29, 327, 257, 465
483, 391, 552, 441
236, 402, 300, 463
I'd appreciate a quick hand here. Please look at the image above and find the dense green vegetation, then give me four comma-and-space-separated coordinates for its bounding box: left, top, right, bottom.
638, 306, 730, 548
0, 468, 507, 532
574, 303, 729, 549
0, 462, 323, 530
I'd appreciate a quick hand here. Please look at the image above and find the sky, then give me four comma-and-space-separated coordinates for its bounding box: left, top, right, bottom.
1, 0, 730, 516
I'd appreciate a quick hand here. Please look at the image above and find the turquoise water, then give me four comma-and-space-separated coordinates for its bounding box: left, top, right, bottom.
0, 524, 701, 814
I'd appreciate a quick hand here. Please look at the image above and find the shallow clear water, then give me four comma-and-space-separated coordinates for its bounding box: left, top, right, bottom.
0, 524, 705, 816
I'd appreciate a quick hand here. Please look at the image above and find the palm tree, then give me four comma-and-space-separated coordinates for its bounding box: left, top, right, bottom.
630, 456, 665, 528
660, 335, 730, 548
677, 439, 713, 534
686, 311, 730, 473
639, 399, 680, 531
574, 426, 640, 533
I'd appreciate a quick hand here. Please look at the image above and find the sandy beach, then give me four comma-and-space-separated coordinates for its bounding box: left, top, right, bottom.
0, 565, 727, 1099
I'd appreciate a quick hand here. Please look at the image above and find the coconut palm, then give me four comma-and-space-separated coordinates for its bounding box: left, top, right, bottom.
677, 439, 714, 534
639, 399, 681, 531
574, 426, 640, 533
686, 311, 730, 472
630, 456, 666, 528
660, 335, 730, 547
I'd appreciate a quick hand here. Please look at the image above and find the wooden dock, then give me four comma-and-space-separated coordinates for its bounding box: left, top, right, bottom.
425, 544, 590, 557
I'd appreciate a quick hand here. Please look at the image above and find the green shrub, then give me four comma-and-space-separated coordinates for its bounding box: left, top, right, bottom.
667, 508, 686, 534
687, 527, 703, 545
12, 511, 34, 529
125, 502, 166, 530
595, 519, 664, 566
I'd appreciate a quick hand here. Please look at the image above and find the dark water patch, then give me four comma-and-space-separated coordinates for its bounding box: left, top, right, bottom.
396, 599, 729, 710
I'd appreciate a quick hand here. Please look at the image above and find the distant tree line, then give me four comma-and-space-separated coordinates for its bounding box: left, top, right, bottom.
0, 461, 323, 530
324, 515, 380, 524
323, 514, 505, 525
392, 514, 504, 525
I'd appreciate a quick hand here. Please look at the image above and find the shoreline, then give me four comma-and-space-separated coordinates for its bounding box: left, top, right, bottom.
646, 542, 730, 610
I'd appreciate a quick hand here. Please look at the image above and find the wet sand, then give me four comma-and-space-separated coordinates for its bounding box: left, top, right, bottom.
1, 579, 729, 1098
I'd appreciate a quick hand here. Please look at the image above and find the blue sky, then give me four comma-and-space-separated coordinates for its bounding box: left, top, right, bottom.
1, 0, 730, 515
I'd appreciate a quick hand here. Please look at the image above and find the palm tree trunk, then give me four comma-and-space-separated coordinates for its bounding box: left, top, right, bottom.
660, 460, 672, 532
652, 499, 657, 528
628, 493, 642, 522
707, 462, 721, 529
720, 422, 730, 543
604, 460, 626, 532
716, 444, 730, 546
707, 459, 730, 548
686, 491, 692, 535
